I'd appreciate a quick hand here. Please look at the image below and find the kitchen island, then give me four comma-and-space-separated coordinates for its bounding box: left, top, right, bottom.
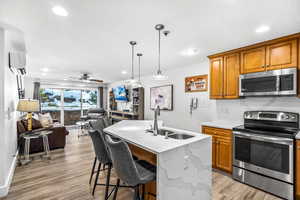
103, 120, 212, 200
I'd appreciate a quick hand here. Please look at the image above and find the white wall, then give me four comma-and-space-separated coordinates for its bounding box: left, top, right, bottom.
108, 61, 217, 132
0, 24, 25, 197
108, 60, 300, 132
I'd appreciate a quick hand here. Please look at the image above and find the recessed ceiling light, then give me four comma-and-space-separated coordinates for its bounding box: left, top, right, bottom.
255, 25, 270, 33
63, 78, 68, 81
41, 67, 49, 72
121, 70, 127, 75
180, 48, 200, 56
52, 6, 69, 17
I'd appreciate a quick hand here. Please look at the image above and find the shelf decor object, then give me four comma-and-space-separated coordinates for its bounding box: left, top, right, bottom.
150, 84, 173, 110
17, 99, 40, 131
185, 74, 208, 92
153, 24, 170, 81
126, 41, 138, 85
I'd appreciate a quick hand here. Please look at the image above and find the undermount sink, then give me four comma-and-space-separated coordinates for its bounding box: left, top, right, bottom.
168, 133, 194, 140
145, 129, 174, 136
146, 129, 194, 140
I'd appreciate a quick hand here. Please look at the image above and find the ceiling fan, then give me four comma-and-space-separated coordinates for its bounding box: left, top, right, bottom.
68, 73, 103, 83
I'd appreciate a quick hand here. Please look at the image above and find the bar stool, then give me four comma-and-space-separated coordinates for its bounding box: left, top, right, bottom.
89, 119, 106, 185
105, 134, 156, 200
88, 129, 115, 199
102, 115, 112, 127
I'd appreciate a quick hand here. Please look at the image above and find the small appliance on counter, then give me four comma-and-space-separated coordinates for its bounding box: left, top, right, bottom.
239, 68, 297, 97
232, 111, 299, 200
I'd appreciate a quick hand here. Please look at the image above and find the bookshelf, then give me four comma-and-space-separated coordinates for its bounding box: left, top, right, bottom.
108, 87, 144, 123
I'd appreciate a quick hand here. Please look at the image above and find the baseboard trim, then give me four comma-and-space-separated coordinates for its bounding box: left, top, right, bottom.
0, 151, 18, 197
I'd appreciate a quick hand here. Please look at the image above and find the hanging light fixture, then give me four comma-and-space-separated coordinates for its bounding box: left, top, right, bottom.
153, 24, 169, 80
133, 53, 143, 88
126, 41, 138, 85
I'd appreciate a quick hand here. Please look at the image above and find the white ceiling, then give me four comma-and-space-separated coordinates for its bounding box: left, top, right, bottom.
1, 0, 300, 83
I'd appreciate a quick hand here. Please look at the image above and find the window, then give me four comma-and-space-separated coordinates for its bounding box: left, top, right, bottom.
40, 88, 98, 125
82, 90, 98, 115
40, 88, 62, 122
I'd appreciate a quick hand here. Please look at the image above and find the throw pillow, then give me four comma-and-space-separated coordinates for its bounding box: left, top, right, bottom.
17, 121, 27, 134
21, 118, 43, 131
32, 118, 43, 129
38, 113, 53, 128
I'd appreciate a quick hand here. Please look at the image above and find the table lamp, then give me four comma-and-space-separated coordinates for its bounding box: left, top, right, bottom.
17, 99, 40, 131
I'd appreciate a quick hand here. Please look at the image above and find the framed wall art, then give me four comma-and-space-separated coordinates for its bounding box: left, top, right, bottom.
150, 84, 173, 110
185, 74, 208, 92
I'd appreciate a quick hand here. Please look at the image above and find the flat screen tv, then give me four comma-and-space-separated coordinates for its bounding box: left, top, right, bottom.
113, 85, 128, 101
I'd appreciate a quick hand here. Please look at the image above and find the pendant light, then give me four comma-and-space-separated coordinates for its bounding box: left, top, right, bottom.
126, 41, 138, 85
133, 53, 143, 88
153, 24, 169, 80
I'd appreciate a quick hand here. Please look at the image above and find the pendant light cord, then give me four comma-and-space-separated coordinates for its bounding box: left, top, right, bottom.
158, 29, 161, 72
138, 56, 141, 81
131, 44, 134, 79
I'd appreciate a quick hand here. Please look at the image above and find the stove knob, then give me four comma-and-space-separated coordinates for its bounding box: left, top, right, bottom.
245, 113, 252, 118
282, 115, 290, 120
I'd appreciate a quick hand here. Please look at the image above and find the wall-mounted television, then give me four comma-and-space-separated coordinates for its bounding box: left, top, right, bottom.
113, 85, 128, 101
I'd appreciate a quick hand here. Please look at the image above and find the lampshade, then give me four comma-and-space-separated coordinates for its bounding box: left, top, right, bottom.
17, 99, 40, 112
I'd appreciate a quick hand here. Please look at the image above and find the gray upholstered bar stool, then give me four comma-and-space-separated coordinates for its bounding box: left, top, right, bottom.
105, 134, 156, 200
102, 115, 112, 127
88, 129, 114, 199
89, 119, 107, 185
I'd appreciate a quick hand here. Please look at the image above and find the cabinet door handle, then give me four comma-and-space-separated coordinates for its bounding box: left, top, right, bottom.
261, 65, 265, 68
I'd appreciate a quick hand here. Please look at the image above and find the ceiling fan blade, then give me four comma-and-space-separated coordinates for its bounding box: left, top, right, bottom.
89, 79, 103, 83
69, 76, 80, 80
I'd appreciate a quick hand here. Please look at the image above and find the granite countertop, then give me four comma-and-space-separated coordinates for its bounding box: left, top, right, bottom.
104, 120, 210, 154
201, 120, 242, 130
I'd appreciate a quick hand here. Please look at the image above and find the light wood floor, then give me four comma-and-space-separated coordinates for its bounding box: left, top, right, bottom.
2, 131, 282, 200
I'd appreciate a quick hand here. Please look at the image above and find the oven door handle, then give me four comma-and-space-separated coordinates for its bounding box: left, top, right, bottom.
233, 131, 294, 145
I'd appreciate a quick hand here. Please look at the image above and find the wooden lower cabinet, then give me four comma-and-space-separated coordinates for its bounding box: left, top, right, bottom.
128, 144, 157, 200
296, 140, 300, 199
211, 137, 217, 168
202, 126, 232, 173
216, 137, 232, 172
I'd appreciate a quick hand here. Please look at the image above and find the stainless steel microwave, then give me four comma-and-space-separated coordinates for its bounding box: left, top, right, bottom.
239, 68, 297, 96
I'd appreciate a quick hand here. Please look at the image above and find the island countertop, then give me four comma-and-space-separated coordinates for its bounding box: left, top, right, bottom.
103, 120, 210, 154
104, 120, 212, 200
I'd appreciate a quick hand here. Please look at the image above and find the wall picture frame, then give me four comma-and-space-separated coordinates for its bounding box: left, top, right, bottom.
185, 74, 208, 92
150, 84, 173, 110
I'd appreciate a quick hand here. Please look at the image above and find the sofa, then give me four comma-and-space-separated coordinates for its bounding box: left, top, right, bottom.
17, 119, 69, 154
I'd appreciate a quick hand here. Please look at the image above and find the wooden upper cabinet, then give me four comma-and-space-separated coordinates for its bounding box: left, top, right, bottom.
223, 53, 240, 98
210, 57, 223, 99
266, 39, 298, 70
208, 33, 300, 98
241, 47, 266, 74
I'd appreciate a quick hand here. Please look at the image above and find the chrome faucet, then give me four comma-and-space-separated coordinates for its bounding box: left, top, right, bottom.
153, 105, 160, 136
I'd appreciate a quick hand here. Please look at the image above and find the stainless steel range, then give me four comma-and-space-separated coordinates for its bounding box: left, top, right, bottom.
232, 111, 299, 200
